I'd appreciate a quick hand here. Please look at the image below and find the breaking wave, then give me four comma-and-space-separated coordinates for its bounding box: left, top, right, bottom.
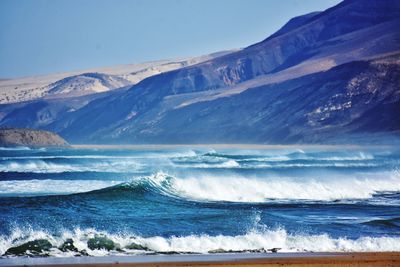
4, 171, 399, 202
136, 172, 400, 202
1, 227, 399, 257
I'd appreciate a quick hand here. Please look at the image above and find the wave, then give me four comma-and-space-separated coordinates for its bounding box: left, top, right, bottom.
153, 172, 400, 202
0, 149, 384, 174
0, 179, 120, 196
0, 146, 31, 151
0, 160, 142, 173
241, 162, 379, 168
2, 171, 400, 201
175, 159, 240, 168
286, 151, 374, 161
363, 217, 400, 228
203, 151, 375, 162
171, 150, 380, 169
0, 159, 379, 174
1, 227, 399, 257
5, 172, 400, 202
91, 171, 400, 203
1, 155, 115, 160
172, 159, 378, 169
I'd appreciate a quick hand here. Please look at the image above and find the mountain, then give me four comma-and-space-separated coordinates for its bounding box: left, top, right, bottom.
0, 51, 234, 104
0, 0, 399, 144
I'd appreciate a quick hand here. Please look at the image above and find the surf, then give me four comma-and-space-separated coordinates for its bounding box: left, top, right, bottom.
3, 170, 400, 202
142, 171, 400, 203
0, 179, 121, 196
1, 226, 400, 257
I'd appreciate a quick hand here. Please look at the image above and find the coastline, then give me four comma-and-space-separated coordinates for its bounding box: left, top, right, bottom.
1, 252, 399, 267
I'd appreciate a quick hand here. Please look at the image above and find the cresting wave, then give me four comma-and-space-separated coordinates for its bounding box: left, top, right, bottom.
144, 172, 400, 202
2, 172, 400, 201
1, 227, 400, 257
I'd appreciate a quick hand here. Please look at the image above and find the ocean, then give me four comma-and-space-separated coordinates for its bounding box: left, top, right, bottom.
0, 145, 399, 257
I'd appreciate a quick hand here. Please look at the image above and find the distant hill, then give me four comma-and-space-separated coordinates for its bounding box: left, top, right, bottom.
44, 73, 131, 97
0, 0, 399, 144
0, 51, 235, 104
0, 128, 69, 147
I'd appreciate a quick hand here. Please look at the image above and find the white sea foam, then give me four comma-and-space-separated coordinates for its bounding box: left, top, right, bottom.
0, 179, 120, 196
0, 160, 142, 173
1, 155, 115, 160
1, 227, 399, 257
241, 151, 374, 162
147, 171, 400, 202
0, 146, 31, 151
173, 155, 378, 169
0, 150, 197, 160
289, 151, 374, 161
1, 171, 399, 201
177, 159, 240, 168
248, 162, 379, 168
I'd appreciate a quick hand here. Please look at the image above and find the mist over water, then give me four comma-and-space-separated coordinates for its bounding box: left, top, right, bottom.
0, 146, 400, 257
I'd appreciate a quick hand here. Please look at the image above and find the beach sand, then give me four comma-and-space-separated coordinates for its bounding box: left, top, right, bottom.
1, 252, 399, 267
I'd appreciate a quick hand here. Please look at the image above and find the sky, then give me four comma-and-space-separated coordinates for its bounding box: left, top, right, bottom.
0, 0, 341, 78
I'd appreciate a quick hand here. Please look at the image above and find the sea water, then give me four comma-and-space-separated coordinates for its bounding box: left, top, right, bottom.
0, 146, 399, 257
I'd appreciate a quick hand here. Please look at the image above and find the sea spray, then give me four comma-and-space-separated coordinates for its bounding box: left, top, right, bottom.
2, 170, 400, 201
2, 227, 400, 257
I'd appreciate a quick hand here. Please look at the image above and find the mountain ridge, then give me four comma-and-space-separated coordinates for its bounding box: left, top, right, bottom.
0, 0, 399, 144
0, 50, 235, 104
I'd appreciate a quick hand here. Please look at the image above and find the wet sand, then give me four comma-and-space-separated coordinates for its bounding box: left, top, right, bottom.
1, 252, 399, 267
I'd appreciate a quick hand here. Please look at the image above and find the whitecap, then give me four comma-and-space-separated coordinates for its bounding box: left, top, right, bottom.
141, 171, 400, 202
1, 227, 400, 257
0, 179, 120, 196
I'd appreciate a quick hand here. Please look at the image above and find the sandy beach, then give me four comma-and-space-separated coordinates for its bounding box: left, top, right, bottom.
1, 252, 399, 267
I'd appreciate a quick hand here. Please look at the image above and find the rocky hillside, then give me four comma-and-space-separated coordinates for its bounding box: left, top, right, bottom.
0, 128, 69, 147
0, 0, 398, 144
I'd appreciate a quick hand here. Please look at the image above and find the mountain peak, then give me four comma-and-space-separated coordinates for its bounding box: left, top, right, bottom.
267, 11, 321, 40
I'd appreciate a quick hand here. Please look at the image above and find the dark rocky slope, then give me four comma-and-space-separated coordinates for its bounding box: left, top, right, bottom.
66, 54, 398, 144
0, 128, 69, 147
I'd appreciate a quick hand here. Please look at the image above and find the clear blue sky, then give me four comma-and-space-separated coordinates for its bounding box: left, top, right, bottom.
0, 0, 341, 78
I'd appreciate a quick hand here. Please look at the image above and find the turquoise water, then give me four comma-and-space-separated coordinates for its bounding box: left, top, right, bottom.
0, 146, 400, 257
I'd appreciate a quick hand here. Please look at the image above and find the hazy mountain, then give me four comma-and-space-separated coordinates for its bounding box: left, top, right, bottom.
1, 0, 399, 144
0, 51, 234, 104
44, 73, 131, 97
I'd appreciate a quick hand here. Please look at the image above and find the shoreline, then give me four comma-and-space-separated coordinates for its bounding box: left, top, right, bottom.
1, 252, 399, 267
